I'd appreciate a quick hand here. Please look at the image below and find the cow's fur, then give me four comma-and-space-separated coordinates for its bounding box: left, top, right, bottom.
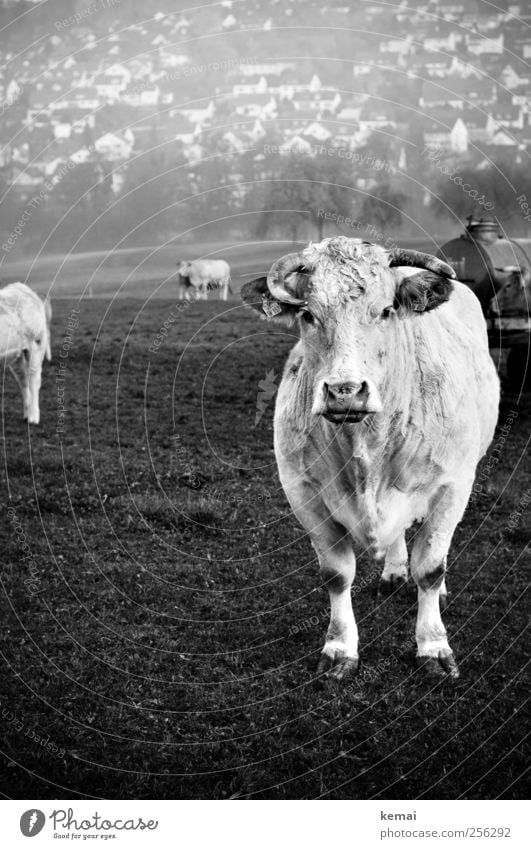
242, 237, 499, 680
177, 259, 231, 300
0, 282, 52, 424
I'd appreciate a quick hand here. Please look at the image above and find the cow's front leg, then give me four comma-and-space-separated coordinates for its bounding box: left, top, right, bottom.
312, 521, 358, 680
379, 532, 408, 595
27, 342, 44, 424
410, 486, 466, 679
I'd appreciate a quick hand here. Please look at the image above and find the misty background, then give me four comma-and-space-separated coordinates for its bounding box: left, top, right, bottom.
1, 0, 531, 263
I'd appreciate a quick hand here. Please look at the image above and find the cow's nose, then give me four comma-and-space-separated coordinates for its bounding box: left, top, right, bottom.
324, 381, 368, 403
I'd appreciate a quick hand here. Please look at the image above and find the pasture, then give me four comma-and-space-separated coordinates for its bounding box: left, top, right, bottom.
0, 280, 528, 799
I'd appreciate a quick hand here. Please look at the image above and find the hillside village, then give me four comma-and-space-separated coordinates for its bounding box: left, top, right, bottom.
1, 0, 531, 245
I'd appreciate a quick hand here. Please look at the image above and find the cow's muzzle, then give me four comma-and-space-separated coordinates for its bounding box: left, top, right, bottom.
319, 379, 382, 424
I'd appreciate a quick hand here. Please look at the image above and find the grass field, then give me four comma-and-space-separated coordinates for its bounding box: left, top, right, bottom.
0, 240, 299, 298
1, 235, 500, 299
0, 293, 528, 800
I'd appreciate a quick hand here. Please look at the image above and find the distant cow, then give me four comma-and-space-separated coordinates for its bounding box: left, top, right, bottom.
177, 259, 231, 300
242, 238, 499, 680
0, 282, 52, 424
490, 265, 531, 317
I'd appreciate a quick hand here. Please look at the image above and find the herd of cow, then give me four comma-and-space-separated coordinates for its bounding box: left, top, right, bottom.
1, 237, 501, 681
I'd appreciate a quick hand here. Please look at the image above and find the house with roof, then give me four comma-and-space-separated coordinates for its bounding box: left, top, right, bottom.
234, 93, 277, 120
122, 82, 161, 108
93, 63, 131, 100
94, 131, 134, 161
358, 100, 396, 132
159, 48, 189, 69
511, 85, 531, 108
247, 119, 266, 142
52, 120, 72, 140
423, 113, 469, 153
437, 1, 468, 21
232, 76, 268, 96
70, 87, 99, 111
220, 131, 247, 153
424, 30, 461, 53
407, 51, 454, 78
500, 64, 530, 89
420, 76, 497, 110
332, 123, 361, 148
279, 135, 313, 155
10, 166, 43, 195
179, 100, 216, 125
336, 103, 364, 122
488, 105, 525, 130
486, 126, 519, 147
302, 122, 332, 143
466, 32, 504, 55
291, 88, 341, 115
31, 80, 69, 113
379, 35, 414, 56
239, 62, 295, 77
460, 110, 492, 145
222, 13, 237, 28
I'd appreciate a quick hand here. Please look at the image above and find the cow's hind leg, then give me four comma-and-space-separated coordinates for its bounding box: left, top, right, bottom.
410, 485, 467, 679
26, 341, 44, 424
379, 533, 408, 595
20, 351, 32, 421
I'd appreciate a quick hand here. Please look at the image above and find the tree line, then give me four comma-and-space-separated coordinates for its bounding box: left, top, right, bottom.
2, 136, 531, 257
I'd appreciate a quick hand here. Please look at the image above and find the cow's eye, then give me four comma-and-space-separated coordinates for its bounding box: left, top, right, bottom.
381, 305, 395, 319
301, 310, 315, 325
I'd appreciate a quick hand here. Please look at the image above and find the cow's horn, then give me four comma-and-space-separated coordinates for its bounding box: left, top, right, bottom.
388, 248, 456, 279
267, 252, 309, 305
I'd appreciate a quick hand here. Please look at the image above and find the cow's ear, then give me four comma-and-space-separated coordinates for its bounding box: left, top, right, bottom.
395, 271, 454, 314
240, 277, 299, 325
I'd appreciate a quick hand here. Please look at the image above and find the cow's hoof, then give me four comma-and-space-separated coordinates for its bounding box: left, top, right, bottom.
417, 649, 459, 680
317, 651, 359, 681
378, 574, 407, 597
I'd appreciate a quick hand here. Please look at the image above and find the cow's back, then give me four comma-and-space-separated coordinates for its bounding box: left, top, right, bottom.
191, 260, 229, 280
0, 308, 25, 361
0, 283, 48, 351
0, 283, 46, 344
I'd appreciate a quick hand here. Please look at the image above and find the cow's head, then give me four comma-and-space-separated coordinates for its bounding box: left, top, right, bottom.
177, 260, 192, 276
490, 266, 531, 317
241, 238, 455, 424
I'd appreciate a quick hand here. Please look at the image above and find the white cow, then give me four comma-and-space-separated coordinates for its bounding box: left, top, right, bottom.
242, 238, 499, 680
0, 282, 52, 424
177, 259, 231, 300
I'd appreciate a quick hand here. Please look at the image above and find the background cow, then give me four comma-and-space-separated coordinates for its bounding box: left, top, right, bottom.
491, 265, 531, 317
176, 259, 231, 300
0, 282, 52, 424
242, 238, 500, 681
